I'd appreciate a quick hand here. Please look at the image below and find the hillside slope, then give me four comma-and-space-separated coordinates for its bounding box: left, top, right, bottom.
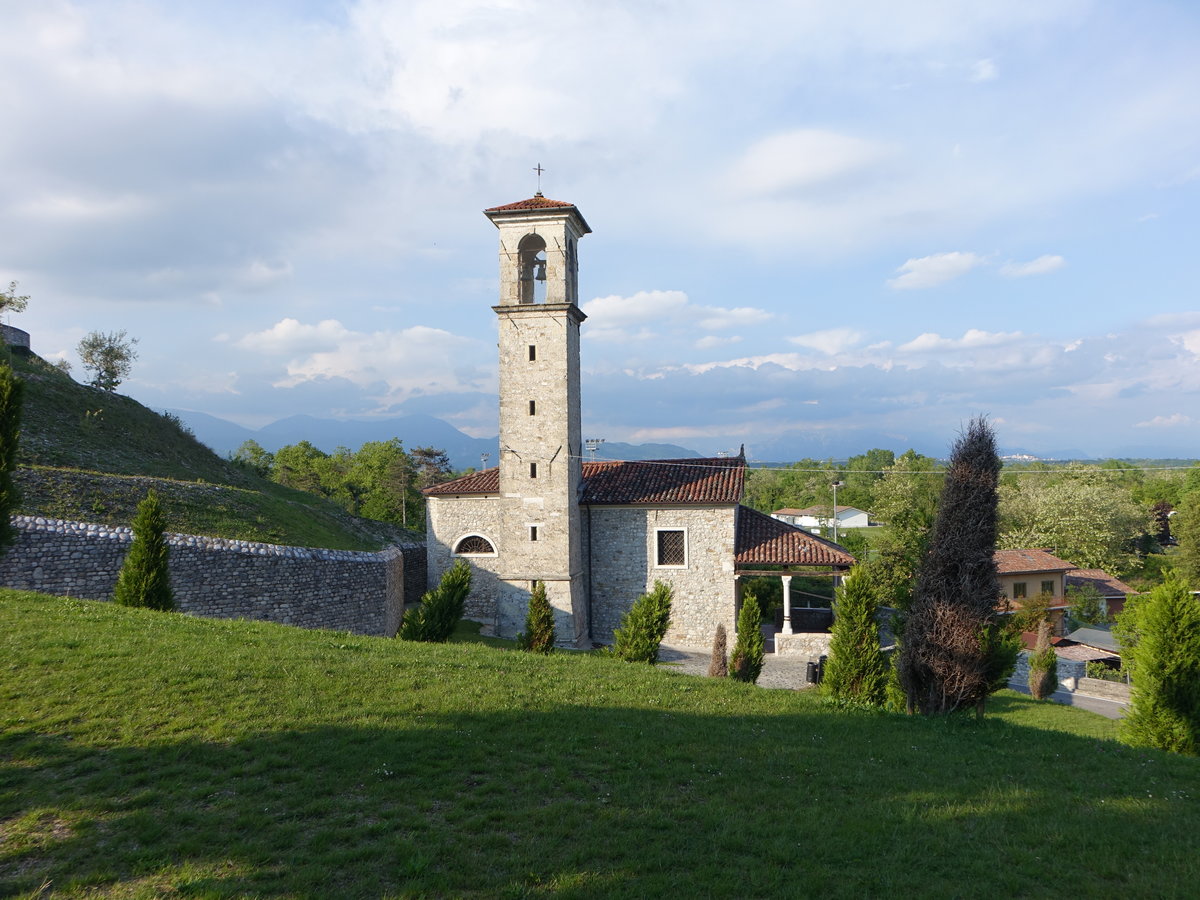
8, 352, 419, 550
2, 590, 1197, 898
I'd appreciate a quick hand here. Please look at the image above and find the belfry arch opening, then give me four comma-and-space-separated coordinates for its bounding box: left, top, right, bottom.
517, 233, 547, 304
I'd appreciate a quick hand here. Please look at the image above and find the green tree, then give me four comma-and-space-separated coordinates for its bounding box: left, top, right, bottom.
823, 570, 888, 705
899, 418, 1008, 716
518, 581, 556, 653
1119, 577, 1200, 755
271, 440, 328, 494
1066, 583, 1108, 627
1027, 619, 1058, 700
612, 581, 673, 663
838, 447, 895, 510
77, 330, 138, 392
398, 560, 471, 642
112, 489, 174, 611
0, 364, 24, 552
729, 591, 765, 684
861, 450, 943, 612
999, 464, 1149, 575
232, 439, 274, 478
1175, 485, 1200, 589
1, 281, 29, 319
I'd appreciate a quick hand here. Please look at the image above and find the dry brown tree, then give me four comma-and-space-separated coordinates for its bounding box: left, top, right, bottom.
898, 417, 1011, 716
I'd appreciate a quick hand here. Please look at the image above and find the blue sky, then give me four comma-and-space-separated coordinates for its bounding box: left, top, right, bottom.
2, 0, 1198, 460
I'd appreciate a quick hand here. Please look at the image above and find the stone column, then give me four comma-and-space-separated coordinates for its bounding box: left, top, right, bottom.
781, 574, 793, 635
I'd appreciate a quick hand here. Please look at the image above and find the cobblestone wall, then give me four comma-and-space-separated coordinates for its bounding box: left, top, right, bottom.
0, 515, 413, 636
1010, 650, 1087, 690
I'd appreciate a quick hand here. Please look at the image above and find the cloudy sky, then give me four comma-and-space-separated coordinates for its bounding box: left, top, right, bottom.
3, 0, 1199, 460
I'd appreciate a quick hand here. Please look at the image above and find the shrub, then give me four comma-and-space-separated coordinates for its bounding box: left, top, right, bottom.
612, 581, 673, 663
112, 489, 174, 611
1119, 577, 1200, 755
824, 570, 888, 705
729, 592, 765, 684
0, 363, 23, 553
518, 581, 556, 653
399, 560, 471, 642
707, 622, 728, 677
1027, 620, 1058, 700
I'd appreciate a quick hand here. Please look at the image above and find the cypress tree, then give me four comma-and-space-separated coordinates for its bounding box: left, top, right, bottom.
399, 560, 471, 642
112, 489, 174, 611
518, 580, 556, 653
1119, 577, 1200, 755
729, 592, 765, 684
899, 417, 1011, 715
707, 622, 729, 677
824, 570, 888, 705
612, 581, 673, 663
1027, 619, 1058, 700
0, 363, 23, 553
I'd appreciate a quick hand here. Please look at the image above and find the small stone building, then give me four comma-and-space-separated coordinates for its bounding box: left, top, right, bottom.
424, 194, 854, 648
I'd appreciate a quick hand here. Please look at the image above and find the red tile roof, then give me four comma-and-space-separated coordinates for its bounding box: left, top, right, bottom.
1066, 568, 1137, 599
581, 457, 745, 505
994, 548, 1075, 574
735, 506, 856, 568
485, 194, 578, 212
423, 468, 499, 496
425, 456, 745, 504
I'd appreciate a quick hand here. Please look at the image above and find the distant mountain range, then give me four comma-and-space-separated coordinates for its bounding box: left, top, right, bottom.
164, 410, 702, 472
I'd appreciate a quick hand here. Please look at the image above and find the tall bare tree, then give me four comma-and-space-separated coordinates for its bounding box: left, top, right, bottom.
899, 417, 1016, 716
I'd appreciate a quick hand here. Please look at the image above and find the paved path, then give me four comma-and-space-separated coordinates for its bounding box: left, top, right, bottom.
658, 644, 819, 690
1006, 682, 1128, 719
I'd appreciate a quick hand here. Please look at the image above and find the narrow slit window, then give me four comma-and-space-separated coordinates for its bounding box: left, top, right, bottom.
530, 462, 538, 478
530, 525, 539, 542
528, 345, 536, 361
529, 400, 536, 415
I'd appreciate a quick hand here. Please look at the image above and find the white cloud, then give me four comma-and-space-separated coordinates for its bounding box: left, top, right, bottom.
237, 318, 351, 355
581, 290, 770, 342
971, 59, 999, 82
725, 130, 893, 197
1136, 413, 1192, 428
1175, 329, 1200, 356
695, 335, 743, 350
581, 291, 689, 328
789, 328, 863, 355
887, 252, 986, 289
1000, 254, 1065, 277
696, 306, 773, 331
898, 329, 1025, 353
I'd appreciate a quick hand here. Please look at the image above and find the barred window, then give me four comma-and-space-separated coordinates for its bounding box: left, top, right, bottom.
1013, 582, 1027, 600
1041, 580, 1055, 596
656, 529, 686, 567
454, 535, 495, 555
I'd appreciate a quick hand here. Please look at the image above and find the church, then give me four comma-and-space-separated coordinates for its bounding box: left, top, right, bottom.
424, 193, 854, 648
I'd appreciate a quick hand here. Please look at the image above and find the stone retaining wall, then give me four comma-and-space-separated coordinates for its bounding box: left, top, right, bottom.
0, 515, 411, 636
1076, 676, 1132, 703
774, 632, 832, 657
1010, 650, 1087, 691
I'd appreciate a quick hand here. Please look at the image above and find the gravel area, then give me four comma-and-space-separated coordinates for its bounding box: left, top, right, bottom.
657, 644, 820, 690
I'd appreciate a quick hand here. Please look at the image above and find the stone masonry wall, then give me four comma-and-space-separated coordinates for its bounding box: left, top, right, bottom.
1010, 650, 1087, 691
587, 505, 738, 647
425, 495, 506, 626
0, 515, 410, 636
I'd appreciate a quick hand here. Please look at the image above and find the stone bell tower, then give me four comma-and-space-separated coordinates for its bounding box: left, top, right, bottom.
483, 193, 591, 645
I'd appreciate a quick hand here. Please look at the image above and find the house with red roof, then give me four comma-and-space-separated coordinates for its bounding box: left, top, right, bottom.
425, 195, 854, 648
994, 548, 1075, 634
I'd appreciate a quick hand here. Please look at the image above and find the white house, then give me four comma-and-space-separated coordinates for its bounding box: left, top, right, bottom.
773, 505, 871, 533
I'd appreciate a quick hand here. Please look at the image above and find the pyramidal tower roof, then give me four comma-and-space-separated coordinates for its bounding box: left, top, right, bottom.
484, 193, 591, 233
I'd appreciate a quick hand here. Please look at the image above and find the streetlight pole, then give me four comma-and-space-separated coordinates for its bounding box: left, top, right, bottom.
831, 480, 843, 544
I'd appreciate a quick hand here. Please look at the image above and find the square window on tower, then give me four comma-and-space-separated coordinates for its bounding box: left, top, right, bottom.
528, 345, 536, 361
530, 462, 538, 478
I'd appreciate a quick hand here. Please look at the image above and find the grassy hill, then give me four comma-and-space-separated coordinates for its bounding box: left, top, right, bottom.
2, 589, 1196, 898
7, 352, 417, 550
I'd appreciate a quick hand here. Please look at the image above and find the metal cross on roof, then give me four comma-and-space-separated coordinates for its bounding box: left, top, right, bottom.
533, 163, 545, 194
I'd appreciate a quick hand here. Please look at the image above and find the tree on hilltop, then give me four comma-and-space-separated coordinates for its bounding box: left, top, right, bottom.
1, 281, 29, 319
78, 330, 138, 392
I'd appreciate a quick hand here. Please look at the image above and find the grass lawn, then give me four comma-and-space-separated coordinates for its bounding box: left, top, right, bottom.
2, 590, 1197, 898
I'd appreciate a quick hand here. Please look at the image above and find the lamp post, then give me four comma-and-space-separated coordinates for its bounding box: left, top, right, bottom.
831, 480, 843, 544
